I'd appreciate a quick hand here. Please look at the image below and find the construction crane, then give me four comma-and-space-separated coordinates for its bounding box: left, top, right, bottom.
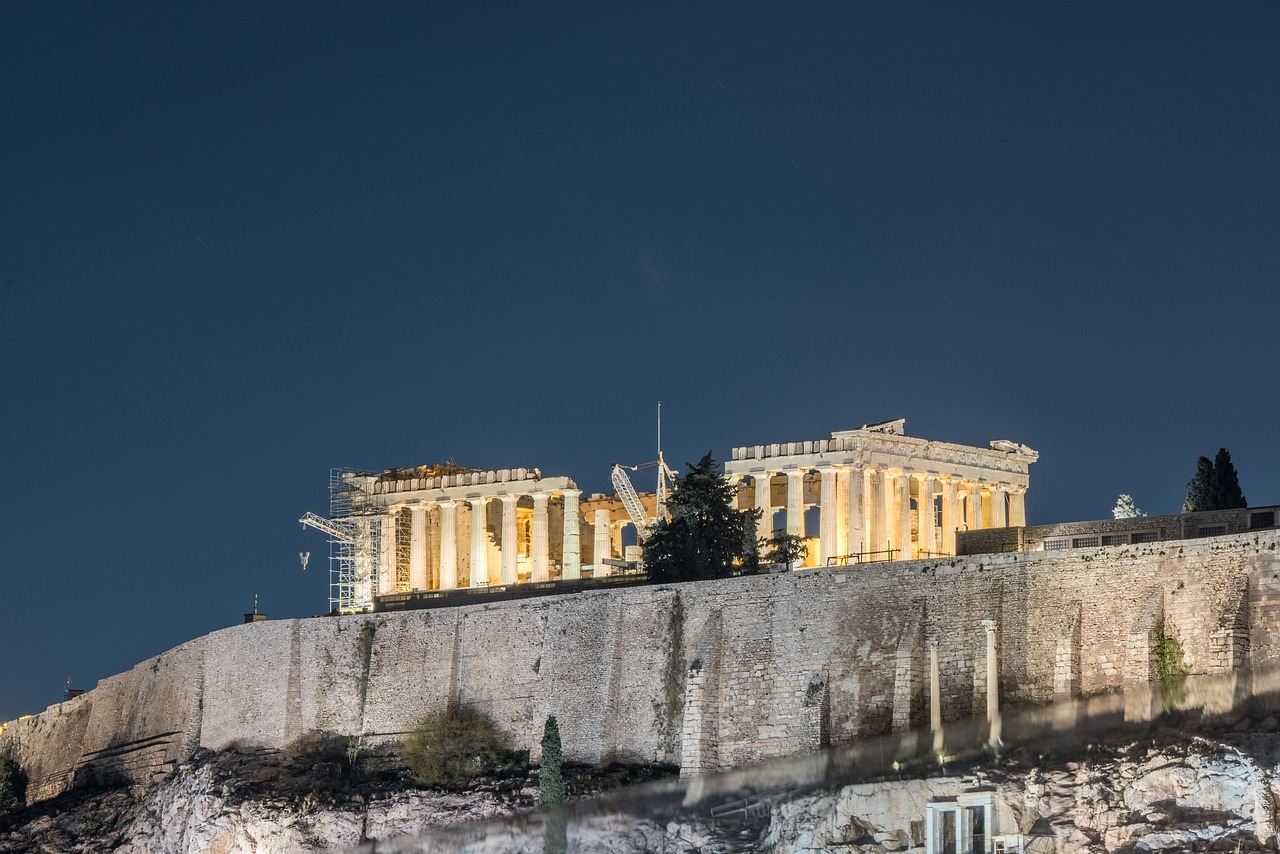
610, 403, 678, 539
299, 508, 376, 614
299, 511, 355, 543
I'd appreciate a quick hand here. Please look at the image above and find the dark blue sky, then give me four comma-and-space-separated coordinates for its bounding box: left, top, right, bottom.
3, 3, 1278, 721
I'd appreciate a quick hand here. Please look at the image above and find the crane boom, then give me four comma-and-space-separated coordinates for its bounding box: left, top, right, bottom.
299, 511, 356, 543
611, 464, 652, 535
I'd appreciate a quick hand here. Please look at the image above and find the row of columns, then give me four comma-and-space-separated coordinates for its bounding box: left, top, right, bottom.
385, 489, 584, 592
749, 465, 1027, 563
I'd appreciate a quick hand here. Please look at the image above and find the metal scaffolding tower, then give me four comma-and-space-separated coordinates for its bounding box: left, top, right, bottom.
300, 468, 382, 615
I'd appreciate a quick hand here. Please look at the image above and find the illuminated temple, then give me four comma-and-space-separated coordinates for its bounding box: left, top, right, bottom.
306, 420, 1037, 613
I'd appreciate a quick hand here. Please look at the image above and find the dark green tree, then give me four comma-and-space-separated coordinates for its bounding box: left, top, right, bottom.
538, 715, 565, 805
1209, 447, 1247, 510
1183, 448, 1247, 512
1183, 456, 1214, 512
762, 532, 807, 568
643, 453, 760, 583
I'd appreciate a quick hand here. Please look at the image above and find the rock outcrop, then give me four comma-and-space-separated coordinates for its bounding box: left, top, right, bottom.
5, 730, 1280, 852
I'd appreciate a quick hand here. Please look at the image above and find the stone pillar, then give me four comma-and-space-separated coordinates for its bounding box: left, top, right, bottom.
593, 508, 611, 576
438, 500, 458, 590
941, 478, 959, 555
409, 503, 429, 591
983, 618, 1000, 746
469, 497, 489, 587
818, 466, 837, 566
964, 482, 982, 531
1009, 486, 1027, 527
531, 492, 550, 582
561, 488, 581, 580
754, 473, 772, 542
992, 484, 1009, 528
847, 465, 865, 559
867, 466, 887, 557
834, 467, 849, 559
885, 471, 898, 557
785, 470, 804, 538
981, 486, 994, 529
379, 513, 397, 595
929, 639, 943, 754
918, 474, 937, 557
500, 496, 518, 585
896, 471, 912, 559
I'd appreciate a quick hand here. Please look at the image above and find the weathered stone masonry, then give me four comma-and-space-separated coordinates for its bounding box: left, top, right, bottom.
4, 531, 1280, 804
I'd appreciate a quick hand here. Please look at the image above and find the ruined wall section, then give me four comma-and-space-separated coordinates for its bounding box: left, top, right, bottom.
5, 531, 1279, 802
5, 637, 206, 802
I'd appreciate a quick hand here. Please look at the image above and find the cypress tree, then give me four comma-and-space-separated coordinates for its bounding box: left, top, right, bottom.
1183, 456, 1215, 512
538, 715, 565, 805
1184, 449, 1247, 512
1210, 447, 1247, 510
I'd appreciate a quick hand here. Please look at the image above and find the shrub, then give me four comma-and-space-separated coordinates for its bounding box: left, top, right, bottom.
400, 706, 521, 789
0, 757, 24, 815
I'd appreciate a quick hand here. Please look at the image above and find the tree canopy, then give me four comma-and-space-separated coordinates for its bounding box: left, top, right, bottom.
1183, 448, 1247, 512
1112, 494, 1146, 519
643, 453, 759, 583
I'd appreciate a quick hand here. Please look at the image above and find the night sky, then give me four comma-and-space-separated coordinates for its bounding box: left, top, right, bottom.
3, 3, 1279, 723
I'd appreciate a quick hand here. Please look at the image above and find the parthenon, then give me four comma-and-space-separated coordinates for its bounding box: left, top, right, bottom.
724, 419, 1038, 566
315, 419, 1037, 611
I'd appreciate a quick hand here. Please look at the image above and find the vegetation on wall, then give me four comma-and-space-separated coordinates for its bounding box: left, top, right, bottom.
644, 453, 760, 583
1184, 448, 1247, 512
1153, 626, 1189, 685
399, 706, 525, 789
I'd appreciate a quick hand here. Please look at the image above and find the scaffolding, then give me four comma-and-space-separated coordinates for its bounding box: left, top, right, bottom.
299, 468, 383, 615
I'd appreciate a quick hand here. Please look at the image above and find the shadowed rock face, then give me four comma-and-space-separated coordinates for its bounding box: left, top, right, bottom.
4, 722, 1280, 853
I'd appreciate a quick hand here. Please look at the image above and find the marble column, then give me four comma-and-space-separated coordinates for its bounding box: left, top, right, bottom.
593, 508, 611, 576
941, 478, 959, 556
983, 618, 1000, 747
785, 470, 804, 538
834, 467, 849, 559
531, 492, 550, 582
964, 482, 982, 531
438, 500, 458, 590
981, 486, 994, 529
885, 471, 899, 556
754, 473, 773, 542
469, 497, 489, 587
1009, 486, 1027, 527
929, 638, 943, 754
847, 465, 866, 560
562, 488, 581, 580
409, 503, 428, 591
896, 470, 913, 559
867, 466, 887, 557
992, 485, 1009, 528
818, 465, 837, 566
379, 512, 397, 595
500, 496, 518, 585
918, 474, 937, 557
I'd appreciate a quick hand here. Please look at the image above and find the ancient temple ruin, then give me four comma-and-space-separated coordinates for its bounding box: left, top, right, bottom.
306, 419, 1037, 612
724, 419, 1038, 567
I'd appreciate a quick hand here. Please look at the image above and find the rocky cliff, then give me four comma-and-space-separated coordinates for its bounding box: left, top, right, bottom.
6, 715, 1280, 852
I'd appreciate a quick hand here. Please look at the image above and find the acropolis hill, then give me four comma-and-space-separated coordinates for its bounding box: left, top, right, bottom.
3, 420, 1278, 813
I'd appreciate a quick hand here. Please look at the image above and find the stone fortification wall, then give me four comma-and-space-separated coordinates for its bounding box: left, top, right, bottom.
958, 505, 1280, 554
4, 531, 1280, 805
